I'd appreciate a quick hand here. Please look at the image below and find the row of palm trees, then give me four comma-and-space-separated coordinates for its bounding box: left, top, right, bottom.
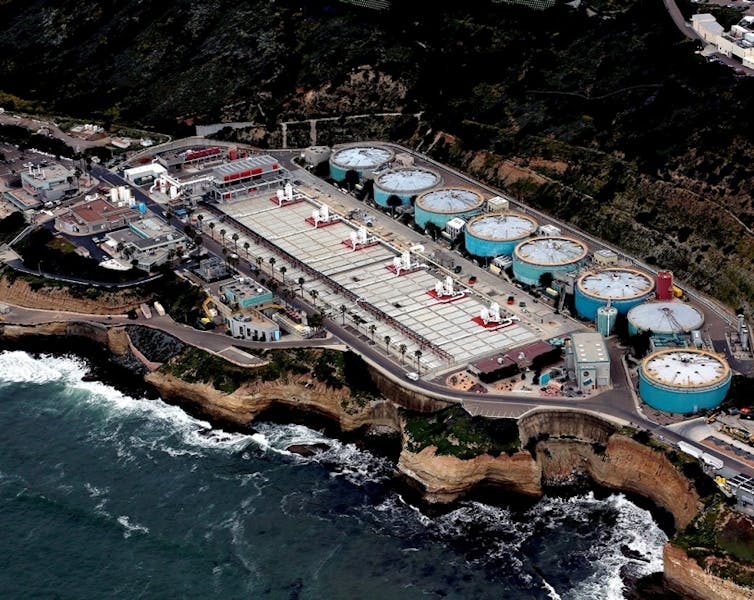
201, 215, 424, 371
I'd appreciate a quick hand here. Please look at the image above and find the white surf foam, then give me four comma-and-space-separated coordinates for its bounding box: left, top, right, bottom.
0, 351, 253, 454
117, 515, 149, 538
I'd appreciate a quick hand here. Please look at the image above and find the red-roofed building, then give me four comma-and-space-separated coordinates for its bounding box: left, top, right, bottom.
54, 198, 140, 235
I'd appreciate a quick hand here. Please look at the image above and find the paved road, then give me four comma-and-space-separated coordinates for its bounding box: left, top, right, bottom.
663, 0, 699, 41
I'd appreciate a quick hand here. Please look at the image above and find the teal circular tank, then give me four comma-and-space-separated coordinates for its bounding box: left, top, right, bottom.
574, 268, 655, 321
328, 145, 394, 182
414, 187, 484, 229
465, 212, 538, 258
512, 236, 588, 286
639, 349, 731, 414
373, 167, 441, 207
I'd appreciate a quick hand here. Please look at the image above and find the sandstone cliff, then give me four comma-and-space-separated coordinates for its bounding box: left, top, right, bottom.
146, 370, 401, 435
664, 544, 754, 600
398, 446, 541, 503
536, 436, 701, 529
400, 409, 701, 530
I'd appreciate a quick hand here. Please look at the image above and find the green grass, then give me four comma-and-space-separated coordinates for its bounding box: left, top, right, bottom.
404, 406, 520, 460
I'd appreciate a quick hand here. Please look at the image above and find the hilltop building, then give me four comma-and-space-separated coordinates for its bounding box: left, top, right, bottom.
55, 198, 140, 235
106, 217, 187, 270
21, 163, 76, 203
692, 14, 754, 69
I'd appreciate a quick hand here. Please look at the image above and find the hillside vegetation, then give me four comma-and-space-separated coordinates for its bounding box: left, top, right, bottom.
2, 0, 754, 308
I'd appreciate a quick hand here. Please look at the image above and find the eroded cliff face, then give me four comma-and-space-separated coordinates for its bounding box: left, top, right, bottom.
0, 277, 141, 314
664, 544, 754, 600
1, 321, 130, 355
536, 436, 701, 530
400, 410, 701, 530
146, 371, 401, 435
398, 446, 541, 504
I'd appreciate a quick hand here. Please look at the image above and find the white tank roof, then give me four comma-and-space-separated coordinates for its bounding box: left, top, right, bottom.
331, 146, 393, 169
467, 212, 538, 241
642, 349, 730, 389
375, 168, 441, 194
628, 301, 704, 334
514, 236, 588, 266
577, 268, 654, 301
417, 188, 484, 213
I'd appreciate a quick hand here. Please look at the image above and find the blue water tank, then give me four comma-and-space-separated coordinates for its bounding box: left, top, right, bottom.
138, 202, 147, 214
414, 188, 484, 230
638, 349, 731, 414
574, 268, 655, 321
373, 167, 441, 208
328, 145, 394, 182
512, 236, 588, 286
464, 212, 538, 258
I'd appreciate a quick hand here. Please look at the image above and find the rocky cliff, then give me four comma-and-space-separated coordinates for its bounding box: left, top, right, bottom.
400, 409, 701, 530
664, 544, 754, 600
398, 446, 541, 504
146, 370, 401, 435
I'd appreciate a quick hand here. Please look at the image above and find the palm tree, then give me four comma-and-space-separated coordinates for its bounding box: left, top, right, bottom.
232, 232, 239, 252
298, 277, 305, 297
309, 289, 319, 306
220, 228, 227, 246
279, 265, 287, 283
368, 324, 377, 343
384, 335, 391, 356
197, 213, 204, 231
243, 241, 250, 258
414, 349, 422, 371
268, 256, 276, 276
208, 222, 215, 240
399, 344, 407, 365
340, 304, 347, 325
256, 256, 263, 272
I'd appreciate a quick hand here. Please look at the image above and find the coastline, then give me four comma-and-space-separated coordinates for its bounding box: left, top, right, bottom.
0, 322, 750, 599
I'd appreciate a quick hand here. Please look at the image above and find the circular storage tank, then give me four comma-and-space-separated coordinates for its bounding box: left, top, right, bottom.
329, 145, 394, 182
414, 187, 485, 230
465, 212, 539, 258
639, 349, 731, 414
574, 268, 655, 321
373, 167, 442, 208
627, 301, 705, 337
512, 236, 588, 286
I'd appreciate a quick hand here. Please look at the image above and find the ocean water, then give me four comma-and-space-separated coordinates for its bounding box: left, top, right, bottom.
0, 350, 668, 600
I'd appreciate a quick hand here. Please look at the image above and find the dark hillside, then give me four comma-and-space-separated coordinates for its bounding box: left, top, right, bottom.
2, 0, 754, 308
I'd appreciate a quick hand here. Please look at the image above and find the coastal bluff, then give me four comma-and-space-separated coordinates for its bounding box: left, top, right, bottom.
400, 409, 702, 530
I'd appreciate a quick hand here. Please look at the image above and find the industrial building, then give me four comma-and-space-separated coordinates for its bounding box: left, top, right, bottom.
220, 278, 274, 309
468, 341, 560, 383
373, 167, 442, 207
566, 332, 611, 392
627, 301, 705, 338
574, 268, 655, 321
303, 146, 332, 167
512, 236, 589, 286
692, 14, 754, 69
465, 212, 538, 258
414, 187, 485, 230
210, 156, 287, 202
55, 198, 141, 235
638, 349, 732, 414
225, 310, 280, 341
194, 257, 231, 282
156, 146, 225, 169
124, 163, 168, 186
106, 217, 188, 270
329, 145, 394, 182
21, 163, 76, 203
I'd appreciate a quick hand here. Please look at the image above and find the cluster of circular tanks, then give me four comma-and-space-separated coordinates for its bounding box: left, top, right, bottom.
329, 146, 734, 416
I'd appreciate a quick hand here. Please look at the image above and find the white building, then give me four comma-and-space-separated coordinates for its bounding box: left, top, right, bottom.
692, 14, 754, 69
225, 311, 280, 341
567, 332, 611, 392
